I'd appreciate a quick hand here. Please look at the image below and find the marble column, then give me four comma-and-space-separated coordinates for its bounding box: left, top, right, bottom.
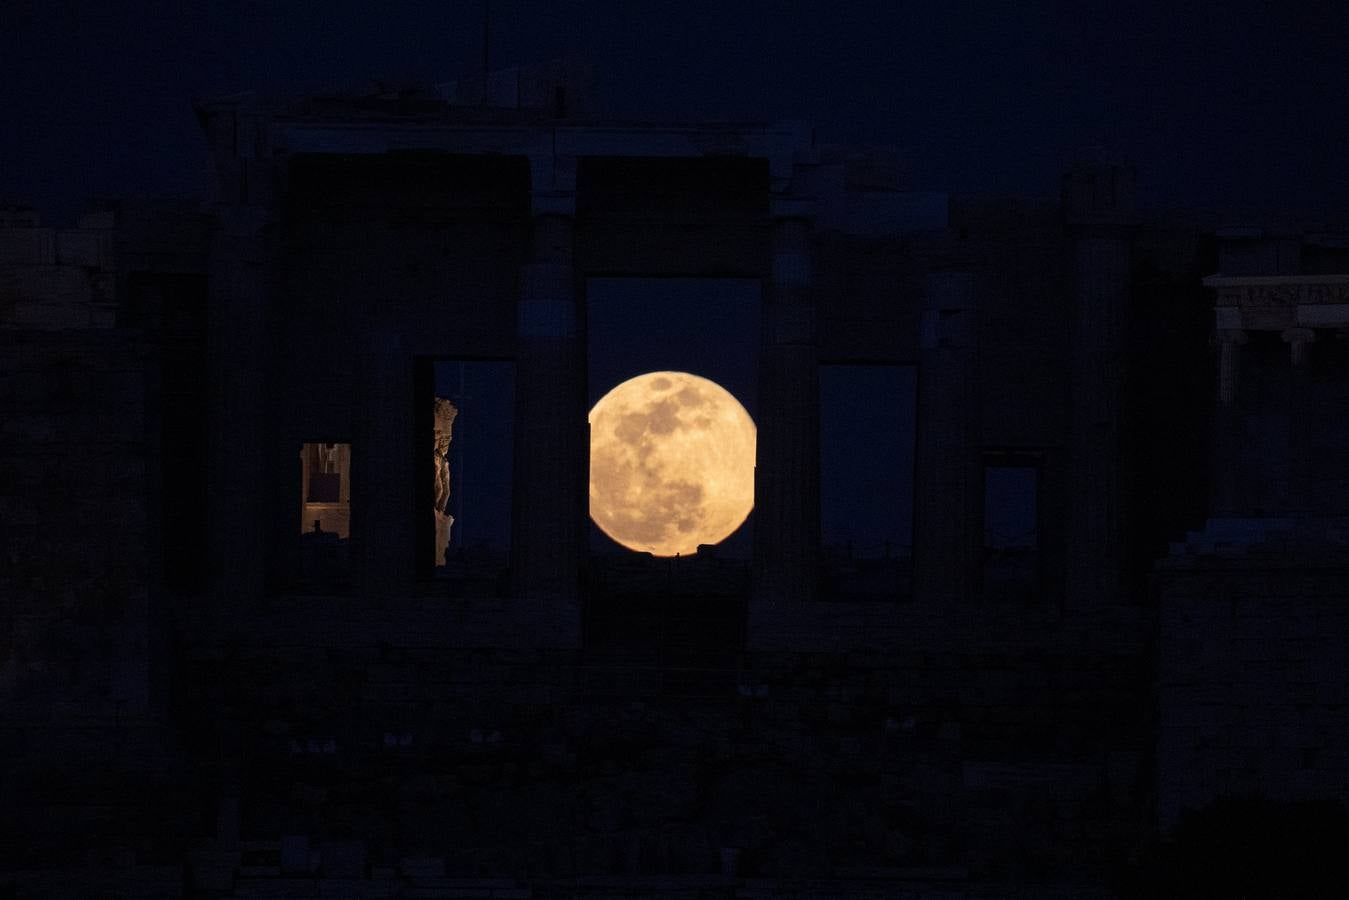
914, 272, 979, 606
1061, 161, 1134, 607
511, 199, 583, 604
1066, 230, 1129, 607
753, 214, 819, 603
358, 327, 414, 602
1212, 329, 1248, 515
207, 204, 270, 609
1283, 327, 1316, 516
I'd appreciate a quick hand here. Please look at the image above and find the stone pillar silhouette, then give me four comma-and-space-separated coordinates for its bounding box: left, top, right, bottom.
1283, 326, 1316, 516
914, 272, 980, 606
511, 199, 583, 604
753, 213, 819, 603
198, 97, 283, 608
359, 327, 415, 601
1213, 328, 1248, 514
1063, 160, 1135, 607
207, 204, 270, 608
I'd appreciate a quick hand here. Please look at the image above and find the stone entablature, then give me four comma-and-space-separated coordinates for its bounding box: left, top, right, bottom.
1205, 274, 1349, 332
200, 104, 813, 202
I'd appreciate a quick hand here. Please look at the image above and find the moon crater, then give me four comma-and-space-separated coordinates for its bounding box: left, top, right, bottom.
589, 371, 756, 556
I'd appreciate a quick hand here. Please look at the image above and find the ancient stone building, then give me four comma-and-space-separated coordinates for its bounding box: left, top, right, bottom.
2, 64, 1347, 897
1157, 227, 1349, 832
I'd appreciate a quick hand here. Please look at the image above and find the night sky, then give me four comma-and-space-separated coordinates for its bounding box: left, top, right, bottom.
435, 360, 515, 555
4, 0, 1348, 225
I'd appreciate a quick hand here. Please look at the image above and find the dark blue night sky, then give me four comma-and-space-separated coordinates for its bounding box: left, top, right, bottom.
4, 0, 1348, 224
435, 360, 514, 553
586, 278, 759, 413
819, 364, 916, 554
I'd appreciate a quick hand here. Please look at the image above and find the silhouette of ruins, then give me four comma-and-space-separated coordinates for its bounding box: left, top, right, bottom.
2, 60, 1348, 896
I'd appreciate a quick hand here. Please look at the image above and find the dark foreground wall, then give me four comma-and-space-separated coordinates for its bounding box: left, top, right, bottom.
146, 596, 1152, 897
0, 329, 195, 876
1158, 554, 1349, 829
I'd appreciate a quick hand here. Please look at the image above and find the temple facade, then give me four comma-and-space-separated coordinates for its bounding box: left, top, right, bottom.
2, 64, 1347, 897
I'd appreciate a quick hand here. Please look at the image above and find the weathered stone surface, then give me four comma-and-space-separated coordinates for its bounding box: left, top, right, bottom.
0, 227, 55, 265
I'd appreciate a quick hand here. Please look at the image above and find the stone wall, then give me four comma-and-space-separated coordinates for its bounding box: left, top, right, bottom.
0, 329, 150, 713
0, 208, 118, 329
1157, 558, 1349, 830
0, 328, 197, 870
156, 596, 1151, 894
0, 205, 203, 878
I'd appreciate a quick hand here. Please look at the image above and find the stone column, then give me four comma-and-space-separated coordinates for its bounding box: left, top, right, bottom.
753, 212, 819, 603
198, 98, 283, 610
511, 196, 583, 604
1212, 329, 1248, 515
207, 204, 270, 609
358, 327, 414, 601
1283, 327, 1316, 515
1063, 161, 1134, 608
914, 272, 979, 606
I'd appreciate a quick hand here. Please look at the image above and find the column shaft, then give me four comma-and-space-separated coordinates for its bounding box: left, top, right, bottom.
1283, 327, 1316, 515
207, 205, 269, 608
1212, 330, 1247, 515
753, 217, 819, 603
358, 328, 414, 601
1066, 234, 1129, 607
511, 213, 583, 603
914, 272, 979, 606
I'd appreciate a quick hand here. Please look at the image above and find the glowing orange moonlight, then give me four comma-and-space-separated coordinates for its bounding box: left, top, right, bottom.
589, 371, 756, 556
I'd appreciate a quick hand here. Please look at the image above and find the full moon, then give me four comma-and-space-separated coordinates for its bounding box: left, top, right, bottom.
589, 371, 756, 557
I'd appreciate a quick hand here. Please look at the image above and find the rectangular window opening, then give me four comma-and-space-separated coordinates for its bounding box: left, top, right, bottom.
420, 359, 515, 597
818, 363, 917, 601
583, 277, 760, 660
298, 441, 352, 585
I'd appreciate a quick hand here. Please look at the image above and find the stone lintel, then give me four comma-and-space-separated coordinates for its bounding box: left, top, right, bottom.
1203, 274, 1349, 288
530, 191, 576, 219
1296, 303, 1349, 328
769, 195, 817, 221
273, 120, 802, 171
1204, 274, 1349, 312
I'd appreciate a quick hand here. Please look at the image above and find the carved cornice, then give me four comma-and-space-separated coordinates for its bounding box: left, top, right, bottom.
1203, 274, 1349, 308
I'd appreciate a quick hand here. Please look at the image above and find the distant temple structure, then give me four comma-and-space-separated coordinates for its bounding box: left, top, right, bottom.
2, 60, 1348, 896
